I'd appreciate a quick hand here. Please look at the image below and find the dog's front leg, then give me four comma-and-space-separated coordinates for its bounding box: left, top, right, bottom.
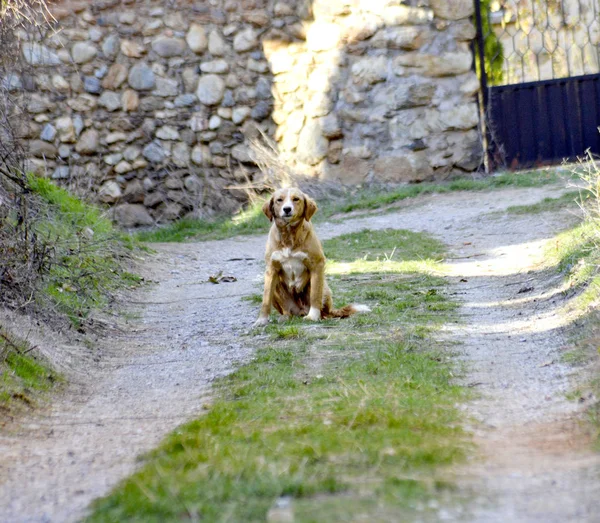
306, 261, 324, 321
254, 268, 278, 327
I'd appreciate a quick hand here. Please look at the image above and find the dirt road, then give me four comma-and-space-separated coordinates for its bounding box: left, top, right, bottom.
1, 184, 599, 522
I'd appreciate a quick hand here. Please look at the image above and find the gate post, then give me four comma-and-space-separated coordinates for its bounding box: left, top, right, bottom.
473, 0, 490, 173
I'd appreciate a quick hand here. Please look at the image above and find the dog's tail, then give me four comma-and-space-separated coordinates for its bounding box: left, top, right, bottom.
325, 303, 371, 319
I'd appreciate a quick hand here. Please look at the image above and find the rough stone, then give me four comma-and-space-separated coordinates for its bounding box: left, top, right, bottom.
104, 153, 123, 166
251, 100, 271, 121
98, 91, 121, 112
68, 94, 97, 112
30, 140, 57, 158
172, 142, 190, 167
200, 60, 229, 74
121, 40, 145, 58
114, 161, 133, 174
208, 30, 227, 56
128, 63, 155, 90
297, 120, 328, 166
153, 77, 179, 97
232, 106, 251, 124
102, 63, 128, 90
187, 24, 208, 53
373, 155, 415, 183
191, 144, 209, 165
40, 124, 57, 142
233, 28, 259, 52
151, 37, 186, 58
122, 89, 139, 112
156, 126, 180, 140
75, 129, 99, 154
196, 74, 225, 105
71, 42, 97, 64
99, 181, 122, 203
143, 141, 167, 163
231, 144, 251, 163
123, 179, 145, 203
319, 114, 342, 139
352, 56, 388, 84
51, 74, 70, 92
102, 34, 120, 59
114, 204, 154, 227
55, 117, 76, 143
430, 0, 474, 20
174, 94, 197, 107
22, 43, 61, 66
52, 166, 70, 180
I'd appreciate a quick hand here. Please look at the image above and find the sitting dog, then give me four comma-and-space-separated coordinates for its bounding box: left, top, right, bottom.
254, 187, 369, 327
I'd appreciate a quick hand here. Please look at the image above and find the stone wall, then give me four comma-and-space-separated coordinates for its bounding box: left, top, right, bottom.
13, 0, 482, 226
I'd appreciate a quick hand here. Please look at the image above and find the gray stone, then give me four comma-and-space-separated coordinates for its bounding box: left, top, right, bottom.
187, 24, 208, 53
40, 124, 57, 142
102, 63, 128, 89
352, 56, 388, 84
122, 89, 139, 111
172, 142, 190, 167
174, 94, 197, 107
373, 155, 415, 183
247, 58, 268, 73
153, 77, 179, 97
208, 30, 227, 56
144, 192, 164, 208
222, 90, 235, 107
233, 28, 258, 52
151, 37, 186, 58
99, 91, 121, 111
2, 73, 22, 91
251, 100, 271, 121
209, 115, 221, 129
99, 180, 122, 203
232, 106, 251, 124
319, 114, 342, 139
114, 161, 133, 174
231, 144, 252, 163
191, 144, 208, 165
84, 76, 102, 94
30, 140, 57, 158
156, 202, 183, 222
128, 63, 156, 91
95, 65, 108, 79
55, 117, 76, 143
114, 204, 154, 227
71, 42, 97, 64
430, 0, 473, 20
52, 166, 70, 180
143, 141, 166, 163
124, 145, 141, 162
371, 27, 424, 50
200, 60, 229, 74
297, 120, 328, 166
58, 145, 71, 159
182, 68, 199, 92
184, 175, 202, 193
22, 43, 61, 66
102, 34, 120, 59
256, 77, 271, 100
123, 179, 145, 203
156, 126, 180, 140
104, 153, 123, 166
196, 74, 225, 105
76, 129, 100, 154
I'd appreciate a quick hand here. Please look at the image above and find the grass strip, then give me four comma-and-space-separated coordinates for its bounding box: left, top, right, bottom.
87, 229, 469, 522
137, 169, 567, 243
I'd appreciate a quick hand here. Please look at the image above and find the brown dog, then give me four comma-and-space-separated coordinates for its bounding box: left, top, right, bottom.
254, 187, 370, 327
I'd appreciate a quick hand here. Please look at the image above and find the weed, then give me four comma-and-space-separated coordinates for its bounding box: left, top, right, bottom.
506, 190, 584, 215
87, 229, 469, 522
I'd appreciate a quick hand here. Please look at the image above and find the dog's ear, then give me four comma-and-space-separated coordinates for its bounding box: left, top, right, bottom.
262, 196, 274, 221
303, 195, 318, 221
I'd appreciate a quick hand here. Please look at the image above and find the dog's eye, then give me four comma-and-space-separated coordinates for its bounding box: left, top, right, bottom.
276, 198, 283, 202
293, 197, 300, 202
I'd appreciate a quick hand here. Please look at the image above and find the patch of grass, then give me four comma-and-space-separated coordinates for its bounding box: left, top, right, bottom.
505, 190, 584, 215
88, 229, 469, 522
27, 176, 141, 328
137, 169, 567, 243
242, 293, 263, 305
0, 329, 60, 414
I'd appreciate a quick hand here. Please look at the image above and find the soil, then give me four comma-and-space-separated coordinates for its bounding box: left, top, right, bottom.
1, 184, 599, 522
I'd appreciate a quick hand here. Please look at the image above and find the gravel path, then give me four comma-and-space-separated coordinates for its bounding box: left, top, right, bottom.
1, 184, 599, 522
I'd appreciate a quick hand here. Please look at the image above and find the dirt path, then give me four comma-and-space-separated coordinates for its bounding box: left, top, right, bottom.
1, 184, 599, 522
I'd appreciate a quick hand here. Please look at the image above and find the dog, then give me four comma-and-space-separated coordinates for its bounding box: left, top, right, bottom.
254, 187, 370, 327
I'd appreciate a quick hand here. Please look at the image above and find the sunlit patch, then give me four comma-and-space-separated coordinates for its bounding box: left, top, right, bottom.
326, 259, 440, 276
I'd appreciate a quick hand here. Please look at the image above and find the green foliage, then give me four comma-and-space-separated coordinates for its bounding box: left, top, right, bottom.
88, 230, 469, 522
506, 191, 584, 215
478, 0, 505, 85
0, 329, 60, 413
27, 176, 141, 328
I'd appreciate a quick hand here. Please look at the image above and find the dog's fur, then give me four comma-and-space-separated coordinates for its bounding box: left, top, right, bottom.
254, 188, 369, 327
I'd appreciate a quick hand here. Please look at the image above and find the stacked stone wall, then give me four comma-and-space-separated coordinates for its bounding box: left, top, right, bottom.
11, 0, 482, 226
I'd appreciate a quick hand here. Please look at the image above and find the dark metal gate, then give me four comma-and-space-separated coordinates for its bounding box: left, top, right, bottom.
474, 0, 600, 170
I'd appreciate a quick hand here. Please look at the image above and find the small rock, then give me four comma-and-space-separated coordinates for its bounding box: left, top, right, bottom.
113, 204, 154, 227
153, 77, 179, 97
156, 126, 180, 140
174, 94, 197, 107
231, 144, 252, 163
200, 60, 229, 74
52, 166, 70, 180
83, 76, 102, 94
208, 30, 227, 56
99, 180, 122, 203
196, 74, 225, 106
58, 145, 71, 159
55, 117, 76, 143
251, 101, 271, 121
40, 124, 57, 142
114, 161, 133, 174
151, 37, 186, 58
233, 28, 258, 52
120, 40, 145, 58
105, 132, 127, 144
123, 145, 141, 162
51, 74, 69, 92
128, 63, 155, 91
75, 129, 99, 154
29, 140, 57, 158
209, 115, 221, 130
102, 63, 128, 90
98, 91, 121, 112
71, 42, 97, 64
232, 106, 251, 124
104, 153, 123, 166
172, 142, 190, 167
102, 34, 120, 59
186, 24, 208, 53
122, 89, 139, 112
22, 43, 61, 66
143, 141, 166, 163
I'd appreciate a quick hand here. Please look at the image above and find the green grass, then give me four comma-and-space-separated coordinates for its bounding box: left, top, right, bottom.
505, 190, 584, 215
27, 176, 141, 328
0, 329, 60, 414
87, 229, 469, 522
137, 169, 567, 243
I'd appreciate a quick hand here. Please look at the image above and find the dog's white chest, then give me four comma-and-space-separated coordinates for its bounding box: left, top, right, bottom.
272, 248, 308, 290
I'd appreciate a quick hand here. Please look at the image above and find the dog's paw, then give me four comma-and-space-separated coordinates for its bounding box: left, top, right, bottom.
305, 307, 321, 322
253, 316, 269, 328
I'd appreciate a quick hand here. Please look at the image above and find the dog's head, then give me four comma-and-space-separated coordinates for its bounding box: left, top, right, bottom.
262, 188, 317, 225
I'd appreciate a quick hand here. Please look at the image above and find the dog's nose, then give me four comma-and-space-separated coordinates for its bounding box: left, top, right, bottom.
283, 206, 292, 215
